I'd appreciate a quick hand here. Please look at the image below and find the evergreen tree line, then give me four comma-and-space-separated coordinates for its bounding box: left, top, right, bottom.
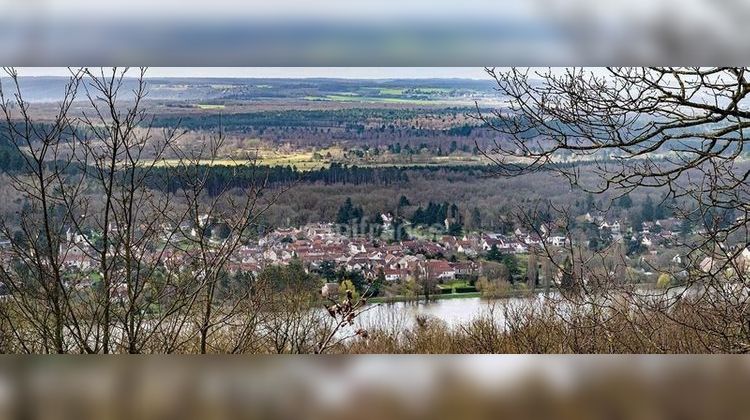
411, 201, 463, 235
485, 244, 522, 281
148, 108, 473, 132
0, 121, 92, 173
138, 162, 571, 196
141, 163, 410, 196
335, 197, 383, 236
0, 143, 25, 172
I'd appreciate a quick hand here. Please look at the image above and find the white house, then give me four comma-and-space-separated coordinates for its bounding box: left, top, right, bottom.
611, 221, 621, 234
382, 268, 406, 281
349, 243, 366, 255
513, 243, 529, 253
549, 236, 567, 247
380, 213, 394, 229
457, 242, 478, 257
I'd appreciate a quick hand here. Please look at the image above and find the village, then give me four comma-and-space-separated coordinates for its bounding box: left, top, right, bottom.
0, 206, 742, 299
3, 203, 750, 302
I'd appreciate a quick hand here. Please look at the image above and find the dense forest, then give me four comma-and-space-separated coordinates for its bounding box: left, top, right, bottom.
143, 160, 612, 195
150, 108, 473, 130
0, 140, 24, 172
148, 107, 501, 148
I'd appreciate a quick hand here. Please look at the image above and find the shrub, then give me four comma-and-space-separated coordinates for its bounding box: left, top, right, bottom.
656, 273, 672, 288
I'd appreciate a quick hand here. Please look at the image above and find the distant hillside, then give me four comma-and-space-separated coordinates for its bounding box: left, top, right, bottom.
1, 76, 499, 103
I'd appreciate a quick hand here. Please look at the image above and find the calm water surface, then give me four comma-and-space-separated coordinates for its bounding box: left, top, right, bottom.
358, 286, 690, 330
359, 294, 553, 329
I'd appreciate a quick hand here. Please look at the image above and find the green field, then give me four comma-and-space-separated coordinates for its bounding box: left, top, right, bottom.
195, 104, 226, 110
152, 157, 328, 171
304, 95, 439, 105
413, 88, 451, 94
149, 145, 494, 172
379, 87, 450, 95
439, 280, 471, 289
378, 88, 405, 95
151, 147, 344, 170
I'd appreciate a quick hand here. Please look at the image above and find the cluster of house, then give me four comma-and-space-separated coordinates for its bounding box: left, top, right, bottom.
225, 222, 574, 283
227, 223, 486, 282
3, 218, 574, 295
47, 214, 750, 280
587, 212, 750, 278
698, 246, 750, 277
584, 213, 685, 251
2, 232, 105, 276
8, 207, 750, 300
637, 219, 683, 249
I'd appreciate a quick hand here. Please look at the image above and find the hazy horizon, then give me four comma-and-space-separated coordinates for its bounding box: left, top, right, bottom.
12, 67, 490, 80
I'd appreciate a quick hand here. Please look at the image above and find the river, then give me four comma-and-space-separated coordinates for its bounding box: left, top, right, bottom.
357, 294, 554, 330
356, 285, 692, 330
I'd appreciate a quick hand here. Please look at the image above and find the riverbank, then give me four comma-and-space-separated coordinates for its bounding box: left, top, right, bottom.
368, 287, 552, 304
369, 292, 480, 304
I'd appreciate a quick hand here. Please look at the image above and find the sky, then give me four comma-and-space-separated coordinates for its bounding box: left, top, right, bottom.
14, 67, 490, 80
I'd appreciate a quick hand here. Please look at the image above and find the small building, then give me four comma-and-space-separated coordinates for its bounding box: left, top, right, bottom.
549, 236, 567, 247
382, 268, 407, 282
423, 260, 456, 281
